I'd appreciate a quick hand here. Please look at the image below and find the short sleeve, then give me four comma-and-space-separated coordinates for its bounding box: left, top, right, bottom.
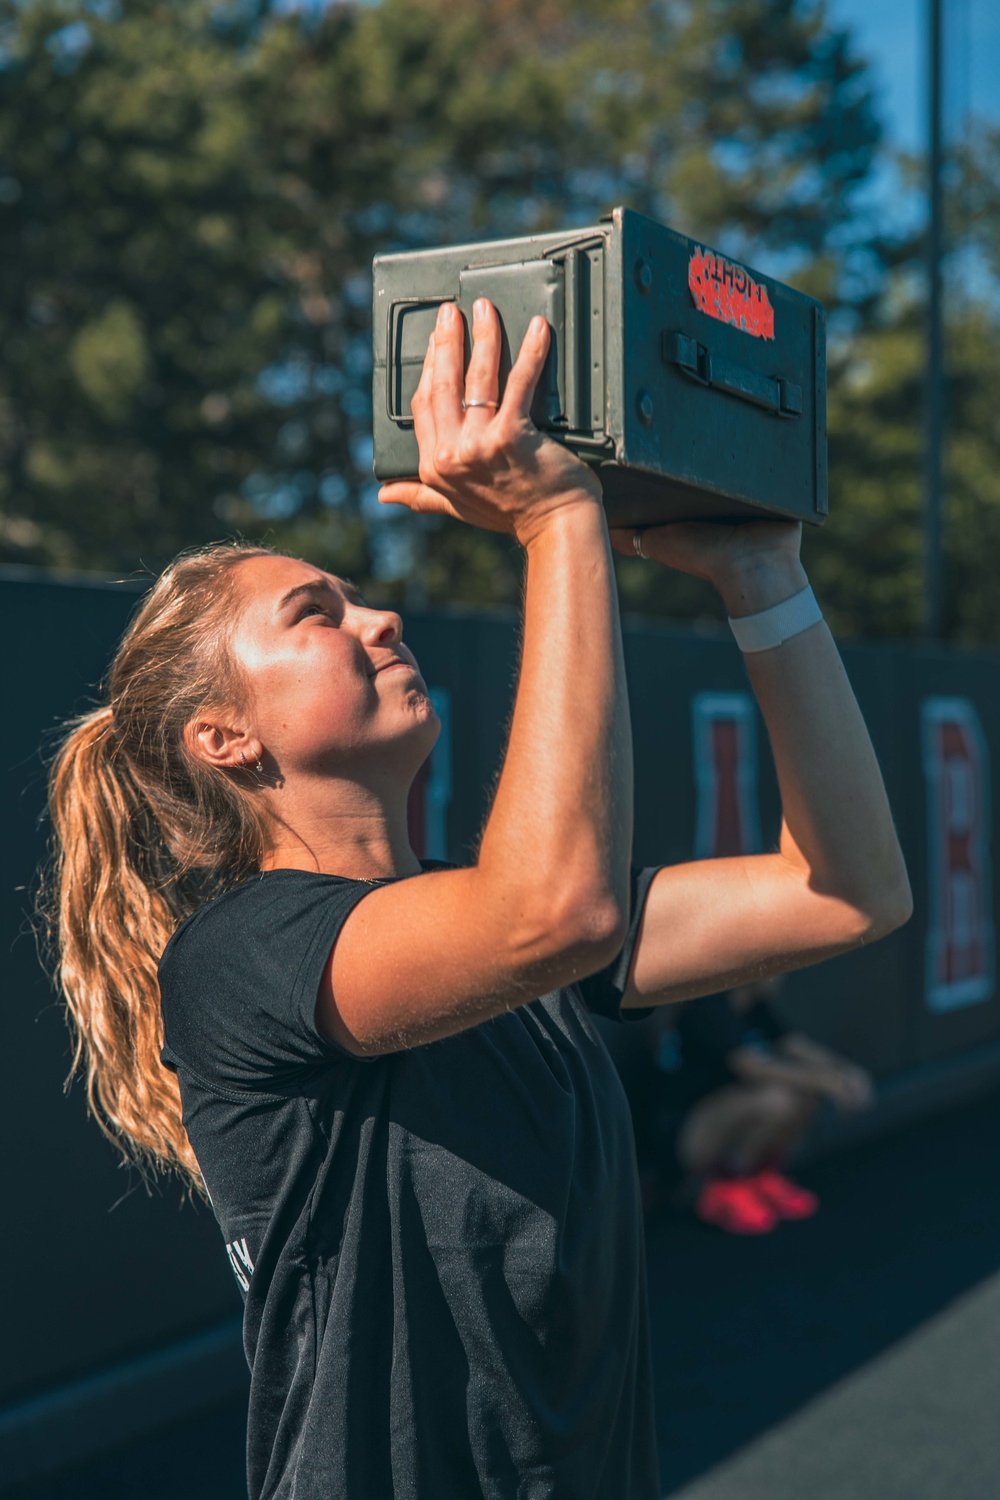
158, 870, 375, 1095
576, 866, 660, 1022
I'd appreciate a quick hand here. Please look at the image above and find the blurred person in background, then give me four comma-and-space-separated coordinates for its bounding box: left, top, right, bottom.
640, 977, 875, 1234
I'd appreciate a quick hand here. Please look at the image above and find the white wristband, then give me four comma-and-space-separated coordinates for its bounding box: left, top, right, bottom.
728, 584, 823, 654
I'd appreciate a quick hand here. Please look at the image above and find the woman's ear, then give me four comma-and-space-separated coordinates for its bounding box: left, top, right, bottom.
184, 715, 261, 771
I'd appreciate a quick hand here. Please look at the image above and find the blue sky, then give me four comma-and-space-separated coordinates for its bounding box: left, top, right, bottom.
828, 0, 1000, 153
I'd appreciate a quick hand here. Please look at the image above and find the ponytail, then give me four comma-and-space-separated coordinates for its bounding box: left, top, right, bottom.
40, 542, 275, 1198
47, 706, 203, 1190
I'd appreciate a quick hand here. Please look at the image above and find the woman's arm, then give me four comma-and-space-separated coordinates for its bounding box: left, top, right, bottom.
319, 302, 633, 1054
613, 521, 912, 1010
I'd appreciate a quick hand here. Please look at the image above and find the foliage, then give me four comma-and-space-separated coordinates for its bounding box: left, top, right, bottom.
0, 0, 882, 570
803, 118, 1000, 644
0, 0, 996, 643
0, 0, 372, 573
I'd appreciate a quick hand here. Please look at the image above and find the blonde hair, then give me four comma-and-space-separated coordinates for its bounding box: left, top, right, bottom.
42, 541, 277, 1197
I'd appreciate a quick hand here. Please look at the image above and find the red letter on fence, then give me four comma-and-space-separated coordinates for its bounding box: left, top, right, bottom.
922, 697, 995, 1012
692, 693, 761, 859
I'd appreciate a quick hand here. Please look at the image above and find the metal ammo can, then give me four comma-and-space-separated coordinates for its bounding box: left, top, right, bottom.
372, 206, 826, 528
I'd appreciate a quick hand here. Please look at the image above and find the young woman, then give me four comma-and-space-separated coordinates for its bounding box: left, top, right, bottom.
47, 299, 911, 1500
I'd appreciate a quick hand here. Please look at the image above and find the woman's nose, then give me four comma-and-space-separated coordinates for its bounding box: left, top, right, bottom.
357, 605, 403, 644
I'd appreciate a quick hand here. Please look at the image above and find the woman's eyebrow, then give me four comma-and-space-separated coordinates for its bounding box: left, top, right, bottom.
277, 579, 340, 612
276, 577, 365, 614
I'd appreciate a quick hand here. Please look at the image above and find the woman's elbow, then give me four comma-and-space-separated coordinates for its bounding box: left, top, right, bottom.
541, 888, 629, 968
578, 896, 630, 956
879, 878, 915, 936
854, 873, 914, 944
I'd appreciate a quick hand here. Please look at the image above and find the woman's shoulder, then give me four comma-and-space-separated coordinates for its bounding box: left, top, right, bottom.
157, 861, 459, 1080
159, 870, 364, 975
159, 861, 455, 976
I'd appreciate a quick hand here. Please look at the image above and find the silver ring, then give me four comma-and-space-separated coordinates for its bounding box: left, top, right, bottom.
462, 399, 499, 410
632, 529, 646, 559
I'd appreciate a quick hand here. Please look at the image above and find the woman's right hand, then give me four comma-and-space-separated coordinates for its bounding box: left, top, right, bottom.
377, 299, 602, 548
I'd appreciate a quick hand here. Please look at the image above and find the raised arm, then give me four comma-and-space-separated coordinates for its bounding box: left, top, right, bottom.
319, 301, 633, 1054
608, 521, 912, 1009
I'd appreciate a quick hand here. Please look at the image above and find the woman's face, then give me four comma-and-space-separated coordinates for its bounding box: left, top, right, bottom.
228, 554, 438, 779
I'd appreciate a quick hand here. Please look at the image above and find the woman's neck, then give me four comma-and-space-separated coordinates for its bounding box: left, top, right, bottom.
259, 777, 422, 880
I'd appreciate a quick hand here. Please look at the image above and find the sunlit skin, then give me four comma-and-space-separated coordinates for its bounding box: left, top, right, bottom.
186, 554, 438, 879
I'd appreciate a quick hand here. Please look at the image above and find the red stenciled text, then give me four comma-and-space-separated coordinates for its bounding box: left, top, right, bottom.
688, 248, 775, 340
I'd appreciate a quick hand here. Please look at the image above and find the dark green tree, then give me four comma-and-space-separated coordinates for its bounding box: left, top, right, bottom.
0, 0, 377, 575
0, 0, 920, 633
799, 116, 1000, 644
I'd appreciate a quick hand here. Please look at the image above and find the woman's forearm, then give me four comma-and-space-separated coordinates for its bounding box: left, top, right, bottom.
477, 499, 633, 944
720, 558, 911, 934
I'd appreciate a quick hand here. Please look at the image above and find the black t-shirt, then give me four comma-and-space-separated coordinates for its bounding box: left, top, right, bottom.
158, 864, 661, 1500
655, 992, 791, 1113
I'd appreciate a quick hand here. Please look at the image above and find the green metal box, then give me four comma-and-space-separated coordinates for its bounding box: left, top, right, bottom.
372, 207, 827, 527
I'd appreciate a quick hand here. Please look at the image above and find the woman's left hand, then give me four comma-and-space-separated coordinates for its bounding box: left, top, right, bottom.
609, 517, 805, 615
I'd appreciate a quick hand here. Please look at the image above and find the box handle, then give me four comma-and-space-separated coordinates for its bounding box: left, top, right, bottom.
664, 332, 801, 418
386, 297, 453, 425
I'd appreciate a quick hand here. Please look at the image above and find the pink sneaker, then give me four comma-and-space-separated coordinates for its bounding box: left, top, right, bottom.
750, 1168, 819, 1221
695, 1178, 779, 1235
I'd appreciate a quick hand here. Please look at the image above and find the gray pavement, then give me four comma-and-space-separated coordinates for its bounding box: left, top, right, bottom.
672, 1268, 1000, 1500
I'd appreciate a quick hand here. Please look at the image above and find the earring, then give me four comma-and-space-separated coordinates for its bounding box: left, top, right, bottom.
238, 751, 246, 768
254, 757, 264, 774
